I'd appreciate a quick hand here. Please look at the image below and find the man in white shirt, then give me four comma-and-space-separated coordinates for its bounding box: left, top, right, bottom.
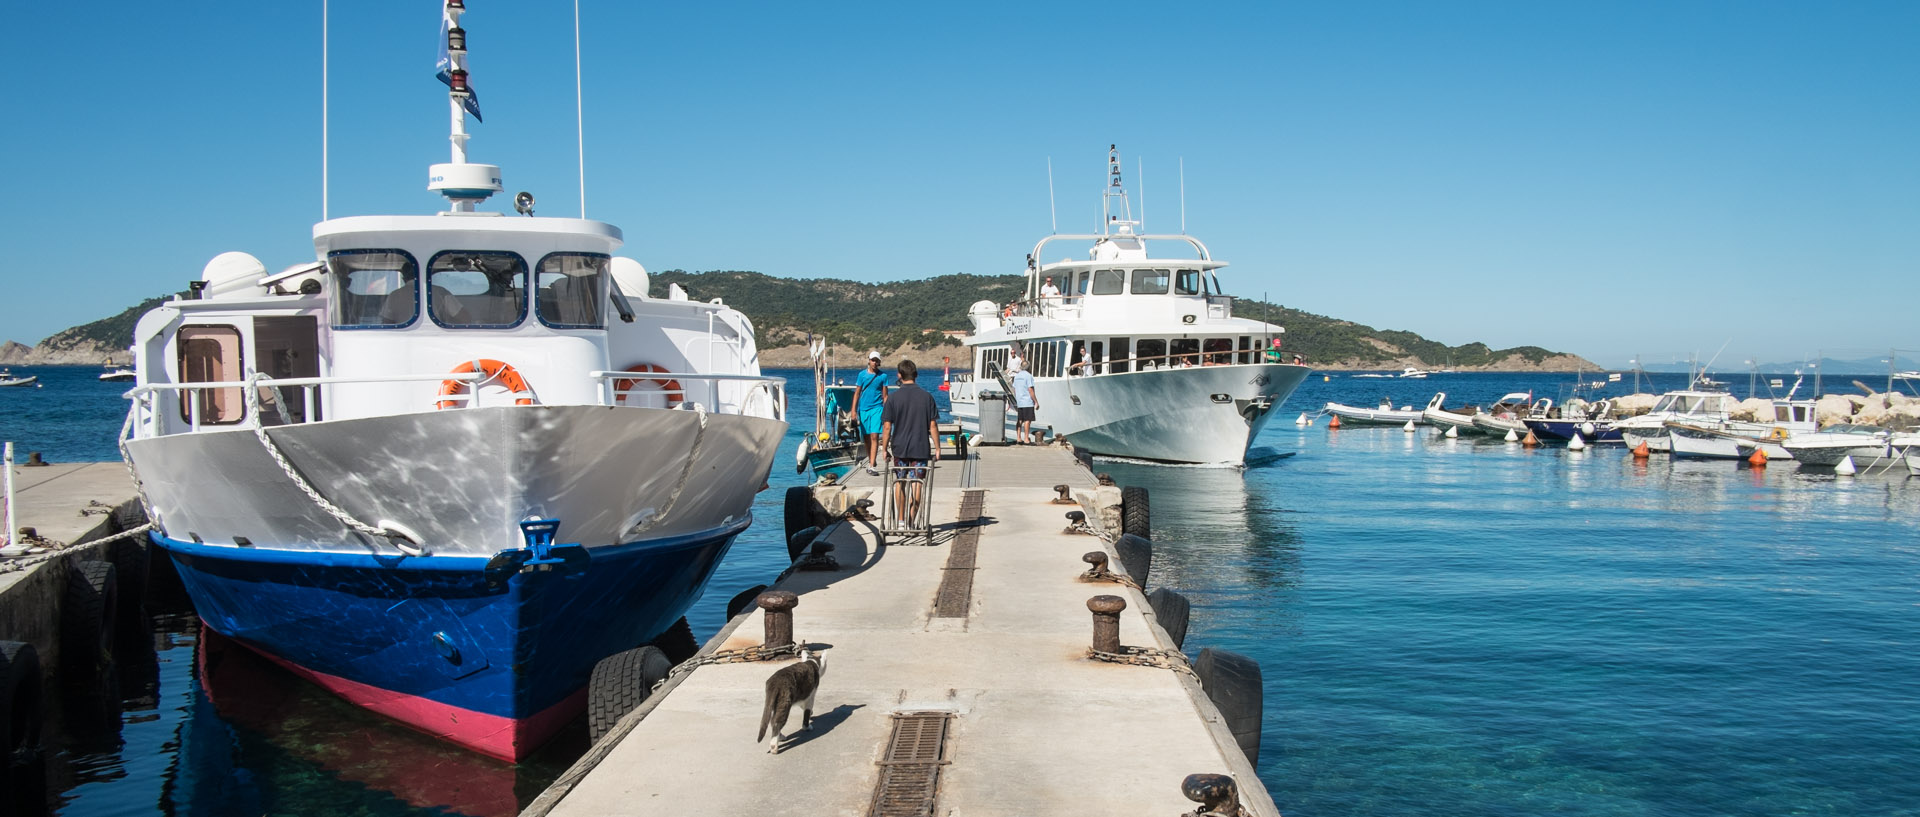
1009, 359, 1039, 444
1038, 277, 1060, 300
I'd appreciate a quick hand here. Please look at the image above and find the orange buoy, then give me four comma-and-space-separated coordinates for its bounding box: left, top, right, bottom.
1328, 414, 1342, 429
438, 359, 535, 409
1748, 448, 1768, 467
1632, 441, 1650, 459
614, 364, 685, 407
1521, 430, 1539, 447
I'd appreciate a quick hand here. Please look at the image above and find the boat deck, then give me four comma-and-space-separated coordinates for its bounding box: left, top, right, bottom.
524, 443, 1278, 817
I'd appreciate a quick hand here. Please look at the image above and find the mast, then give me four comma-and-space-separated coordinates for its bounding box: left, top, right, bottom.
428, 0, 502, 213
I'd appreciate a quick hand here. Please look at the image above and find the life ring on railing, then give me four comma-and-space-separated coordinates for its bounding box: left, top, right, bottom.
614, 364, 684, 407
437, 359, 535, 410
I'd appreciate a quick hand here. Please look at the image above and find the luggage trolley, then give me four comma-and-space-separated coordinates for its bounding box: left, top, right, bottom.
878, 453, 936, 544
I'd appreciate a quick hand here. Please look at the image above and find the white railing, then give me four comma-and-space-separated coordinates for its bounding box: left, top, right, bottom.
125, 370, 785, 439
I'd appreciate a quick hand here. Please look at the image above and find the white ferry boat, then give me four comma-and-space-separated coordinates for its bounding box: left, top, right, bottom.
117, 3, 786, 761
947, 147, 1308, 465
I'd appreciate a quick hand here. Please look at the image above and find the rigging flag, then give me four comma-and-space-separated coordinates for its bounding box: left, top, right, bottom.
436, 5, 483, 122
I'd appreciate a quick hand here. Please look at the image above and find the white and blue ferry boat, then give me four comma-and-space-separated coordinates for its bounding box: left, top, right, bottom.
118, 3, 785, 761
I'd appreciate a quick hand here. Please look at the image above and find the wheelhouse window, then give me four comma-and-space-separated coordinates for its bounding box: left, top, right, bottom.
1175, 269, 1203, 295
1108, 337, 1130, 374
1091, 269, 1125, 295
428, 251, 528, 329
328, 250, 419, 329
1131, 268, 1170, 295
178, 325, 245, 425
537, 253, 609, 328
1136, 339, 1167, 368
1204, 338, 1234, 365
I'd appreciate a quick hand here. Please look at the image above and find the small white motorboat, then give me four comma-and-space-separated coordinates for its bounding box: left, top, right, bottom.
1673, 397, 1819, 460
1617, 389, 1736, 453
1397, 367, 1431, 379
100, 368, 137, 382
1467, 393, 1541, 437
0, 369, 37, 387
1324, 396, 1423, 426
1421, 392, 1483, 434
1780, 425, 1900, 467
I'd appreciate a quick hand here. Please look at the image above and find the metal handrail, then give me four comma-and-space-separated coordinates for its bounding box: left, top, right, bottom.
1065, 350, 1292, 375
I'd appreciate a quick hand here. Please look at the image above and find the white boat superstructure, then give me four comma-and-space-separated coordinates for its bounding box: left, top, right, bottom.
947, 146, 1308, 465
1671, 391, 1819, 461
1617, 389, 1735, 453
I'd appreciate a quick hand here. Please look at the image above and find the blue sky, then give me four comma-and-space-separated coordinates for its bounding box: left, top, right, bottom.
3, 1, 1914, 367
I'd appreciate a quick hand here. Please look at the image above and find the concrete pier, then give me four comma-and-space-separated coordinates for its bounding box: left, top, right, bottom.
0, 460, 140, 698
526, 444, 1279, 817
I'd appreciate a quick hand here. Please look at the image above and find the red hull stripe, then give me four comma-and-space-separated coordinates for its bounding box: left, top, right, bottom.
247, 644, 584, 762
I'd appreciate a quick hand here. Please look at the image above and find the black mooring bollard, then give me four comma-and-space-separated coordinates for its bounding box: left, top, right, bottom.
1179, 773, 1242, 816
756, 590, 798, 648
1087, 594, 1125, 653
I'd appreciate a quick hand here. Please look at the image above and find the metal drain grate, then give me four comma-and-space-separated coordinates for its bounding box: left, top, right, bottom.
934, 490, 986, 618
869, 712, 953, 817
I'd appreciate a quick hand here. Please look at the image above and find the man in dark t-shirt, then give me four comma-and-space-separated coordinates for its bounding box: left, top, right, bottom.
880, 359, 940, 527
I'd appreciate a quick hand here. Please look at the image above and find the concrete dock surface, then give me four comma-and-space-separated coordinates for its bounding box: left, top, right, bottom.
530, 445, 1278, 817
4, 461, 134, 549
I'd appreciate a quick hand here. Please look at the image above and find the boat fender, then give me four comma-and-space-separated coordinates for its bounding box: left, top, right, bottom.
0, 641, 44, 771
62, 560, 118, 672
436, 359, 535, 409
613, 364, 684, 408
1120, 486, 1151, 540
1748, 448, 1768, 467
786, 526, 822, 562
1113, 533, 1153, 587
784, 487, 823, 546
1146, 587, 1191, 650
1581, 421, 1596, 436
1835, 456, 1857, 476
650, 617, 700, 665
1445, 425, 1459, 438
1569, 433, 1587, 451
1194, 647, 1264, 765
585, 645, 671, 744
727, 585, 770, 619
794, 438, 811, 474
104, 499, 151, 629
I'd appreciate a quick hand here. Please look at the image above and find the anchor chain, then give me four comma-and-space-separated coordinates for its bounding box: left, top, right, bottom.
1080, 567, 1140, 588
1088, 645, 1198, 679
241, 374, 424, 556
651, 640, 801, 693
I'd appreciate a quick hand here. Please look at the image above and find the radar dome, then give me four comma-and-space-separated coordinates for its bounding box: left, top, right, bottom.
610, 257, 649, 300
968, 299, 1002, 332
201, 252, 269, 300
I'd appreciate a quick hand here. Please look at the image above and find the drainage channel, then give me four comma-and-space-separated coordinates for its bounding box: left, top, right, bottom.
868, 711, 954, 817
933, 489, 985, 619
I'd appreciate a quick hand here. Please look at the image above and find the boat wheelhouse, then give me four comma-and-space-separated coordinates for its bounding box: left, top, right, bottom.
946, 146, 1308, 465
1616, 389, 1735, 453
120, 3, 786, 761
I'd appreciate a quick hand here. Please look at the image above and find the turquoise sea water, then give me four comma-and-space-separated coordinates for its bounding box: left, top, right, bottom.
4, 366, 1916, 815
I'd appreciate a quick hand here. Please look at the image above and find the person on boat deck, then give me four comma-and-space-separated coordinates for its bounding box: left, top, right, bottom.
1039, 276, 1061, 300
880, 359, 940, 528
857, 350, 889, 475
1010, 358, 1039, 444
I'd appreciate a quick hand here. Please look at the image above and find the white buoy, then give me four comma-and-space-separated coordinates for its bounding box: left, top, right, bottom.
1504, 428, 1519, 442
1569, 433, 1587, 451
1295, 412, 1310, 426
1445, 426, 1459, 438
1835, 455, 1857, 476
1581, 421, 1596, 436
1403, 420, 1417, 432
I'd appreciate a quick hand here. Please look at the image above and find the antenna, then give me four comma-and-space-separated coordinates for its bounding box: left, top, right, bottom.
1179, 157, 1186, 234
1138, 157, 1145, 232
573, 0, 586, 218
1047, 157, 1057, 233
429, 0, 502, 212
321, 0, 328, 221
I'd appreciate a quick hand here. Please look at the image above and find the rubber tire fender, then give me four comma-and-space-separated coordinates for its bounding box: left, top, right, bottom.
783, 487, 817, 546
1121, 485, 1151, 539
1146, 587, 1192, 650
586, 645, 672, 745
727, 585, 770, 620
63, 561, 118, 671
1113, 534, 1153, 587
786, 526, 822, 562
0, 641, 44, 769
651, 617, 700, 665
1194, 647, 1263, 766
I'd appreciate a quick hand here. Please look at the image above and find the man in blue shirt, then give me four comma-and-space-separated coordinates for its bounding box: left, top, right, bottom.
1010, 358, 1038, 444
856, 351, 888, 475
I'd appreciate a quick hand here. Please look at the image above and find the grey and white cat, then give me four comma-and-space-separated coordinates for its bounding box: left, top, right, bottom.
757, 649, 826, 754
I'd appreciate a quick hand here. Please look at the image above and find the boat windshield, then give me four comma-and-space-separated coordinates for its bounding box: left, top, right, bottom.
328, 250, 419, 329
1824, 424, 1889, 435
429, 251, 528, 328
1131, 269, 1170, 295
536, 253, 608, 328
1090, 269, 1126, 295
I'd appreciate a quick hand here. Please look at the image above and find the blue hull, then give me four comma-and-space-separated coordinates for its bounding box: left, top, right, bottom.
1523, 418, 1624, 443
153, 516, 748, 760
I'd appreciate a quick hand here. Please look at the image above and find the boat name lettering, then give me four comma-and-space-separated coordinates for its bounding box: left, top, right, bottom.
1005, 321, 1031, 336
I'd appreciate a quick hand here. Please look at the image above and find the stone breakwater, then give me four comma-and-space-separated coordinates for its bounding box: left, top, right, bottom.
1604, 390, 1920, 429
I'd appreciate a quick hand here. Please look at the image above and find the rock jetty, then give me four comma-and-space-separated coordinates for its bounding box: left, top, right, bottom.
1602, 390, 1919, 429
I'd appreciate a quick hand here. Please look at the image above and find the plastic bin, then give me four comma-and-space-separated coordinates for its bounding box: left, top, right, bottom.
977, 393, 1008, 445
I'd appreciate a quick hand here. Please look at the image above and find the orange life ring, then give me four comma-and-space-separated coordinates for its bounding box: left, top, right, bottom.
614, 364, 684, 407
437, 359, 535, 410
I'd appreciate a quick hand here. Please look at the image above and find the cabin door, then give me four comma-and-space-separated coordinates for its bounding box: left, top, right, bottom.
254, 316, 322, 423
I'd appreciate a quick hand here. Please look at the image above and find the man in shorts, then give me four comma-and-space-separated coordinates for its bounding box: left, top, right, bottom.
856, 350, 888, 475
880, 359, 940, 528
1010, 358, 1038, 444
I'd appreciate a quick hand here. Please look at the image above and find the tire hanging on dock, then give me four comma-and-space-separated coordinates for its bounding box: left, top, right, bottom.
1146, 587, 1192, 650
783, 487, 817, 547
727, 585, 770, 620
1113, 534, 1153, 587
62, 561, 118, 671
651, 617, 700, 666
1194, 647, 1263, 766
586, 645, 672, 744
0, 641, 44, 773
1121, 485, 1151, 539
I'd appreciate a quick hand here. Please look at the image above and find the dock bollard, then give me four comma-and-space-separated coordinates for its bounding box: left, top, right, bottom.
756, 590, 799, 648
1052, 483, 1076, 504
1081, 551, 1114, 581
1088, 595, 1126, 653
1179, 773, 1243, 817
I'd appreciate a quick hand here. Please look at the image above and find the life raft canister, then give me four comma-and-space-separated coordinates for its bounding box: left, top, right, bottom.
613, 364, 684, 407
437, 359, 536, 410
